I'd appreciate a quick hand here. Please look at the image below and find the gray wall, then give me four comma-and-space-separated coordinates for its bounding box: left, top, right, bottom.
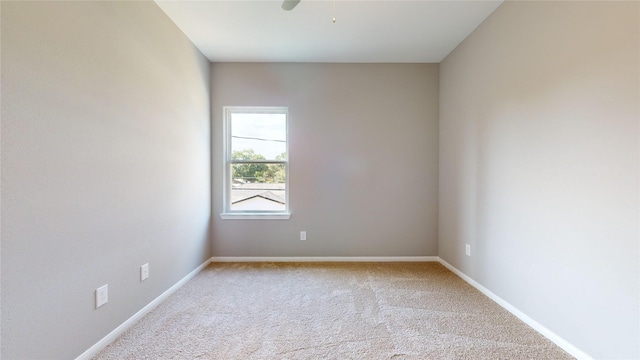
439, 1, 639, 358
1, 1, 211, 359
211, 63, 439, 257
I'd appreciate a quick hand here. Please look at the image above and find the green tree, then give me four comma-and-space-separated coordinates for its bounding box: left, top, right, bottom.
232, 150, 287, 184
231, 149, 267, 183
259, 152, 286, 183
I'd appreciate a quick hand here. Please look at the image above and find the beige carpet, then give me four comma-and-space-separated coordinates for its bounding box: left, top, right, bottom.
93, 262, 573, 359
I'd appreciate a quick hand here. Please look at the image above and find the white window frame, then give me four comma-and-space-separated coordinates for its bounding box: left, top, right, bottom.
220, 106, 290, 220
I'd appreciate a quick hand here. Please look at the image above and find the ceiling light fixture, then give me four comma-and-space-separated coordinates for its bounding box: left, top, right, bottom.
281, 0, 300, 11
282, 0, 336, 23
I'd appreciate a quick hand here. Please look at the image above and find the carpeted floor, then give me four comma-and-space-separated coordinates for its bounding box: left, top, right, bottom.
93, 262, 574, 359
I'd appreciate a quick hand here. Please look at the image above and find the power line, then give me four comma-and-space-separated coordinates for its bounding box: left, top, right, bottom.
232, 135, 285, 143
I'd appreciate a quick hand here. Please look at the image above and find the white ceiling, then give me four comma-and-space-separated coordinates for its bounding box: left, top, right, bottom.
155, 0, 503, 63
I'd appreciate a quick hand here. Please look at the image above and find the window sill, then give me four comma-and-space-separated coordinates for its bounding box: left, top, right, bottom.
220, 213, 291, 220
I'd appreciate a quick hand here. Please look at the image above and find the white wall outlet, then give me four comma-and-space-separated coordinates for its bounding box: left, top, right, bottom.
96, 284, 108, 309
140, 263, 149, 282
465, 244, 471, 257
300, 231, 307, 241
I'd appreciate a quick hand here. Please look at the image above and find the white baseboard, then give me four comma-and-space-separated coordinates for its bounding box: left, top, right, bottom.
75, 258, 212, 360
437, 258, 594, 360
210, 256, 439, 262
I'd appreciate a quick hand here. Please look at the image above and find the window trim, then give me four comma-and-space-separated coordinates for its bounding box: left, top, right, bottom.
220, 106, 290, 220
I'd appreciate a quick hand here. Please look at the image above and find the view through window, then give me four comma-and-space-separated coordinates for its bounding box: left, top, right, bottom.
225, 107, 288, 214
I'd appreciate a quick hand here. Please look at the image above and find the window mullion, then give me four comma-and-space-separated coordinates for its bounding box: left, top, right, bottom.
229, 160, 287, 165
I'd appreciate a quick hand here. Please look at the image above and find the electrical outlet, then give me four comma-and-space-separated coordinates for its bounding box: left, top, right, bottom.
300, 231, 307, 241
96, 284, 108, 308
140, 263, 149, 282
465, 244, 471, 257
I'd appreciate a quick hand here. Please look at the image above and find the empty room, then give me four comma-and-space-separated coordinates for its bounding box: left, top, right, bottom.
1, 0, 638, 359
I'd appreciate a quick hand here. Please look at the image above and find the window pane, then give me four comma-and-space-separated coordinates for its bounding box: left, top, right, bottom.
231, 163, 286, 211
231, 113, 286, 161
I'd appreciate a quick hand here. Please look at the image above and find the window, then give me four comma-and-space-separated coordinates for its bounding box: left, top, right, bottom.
221, 107, 290, 219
